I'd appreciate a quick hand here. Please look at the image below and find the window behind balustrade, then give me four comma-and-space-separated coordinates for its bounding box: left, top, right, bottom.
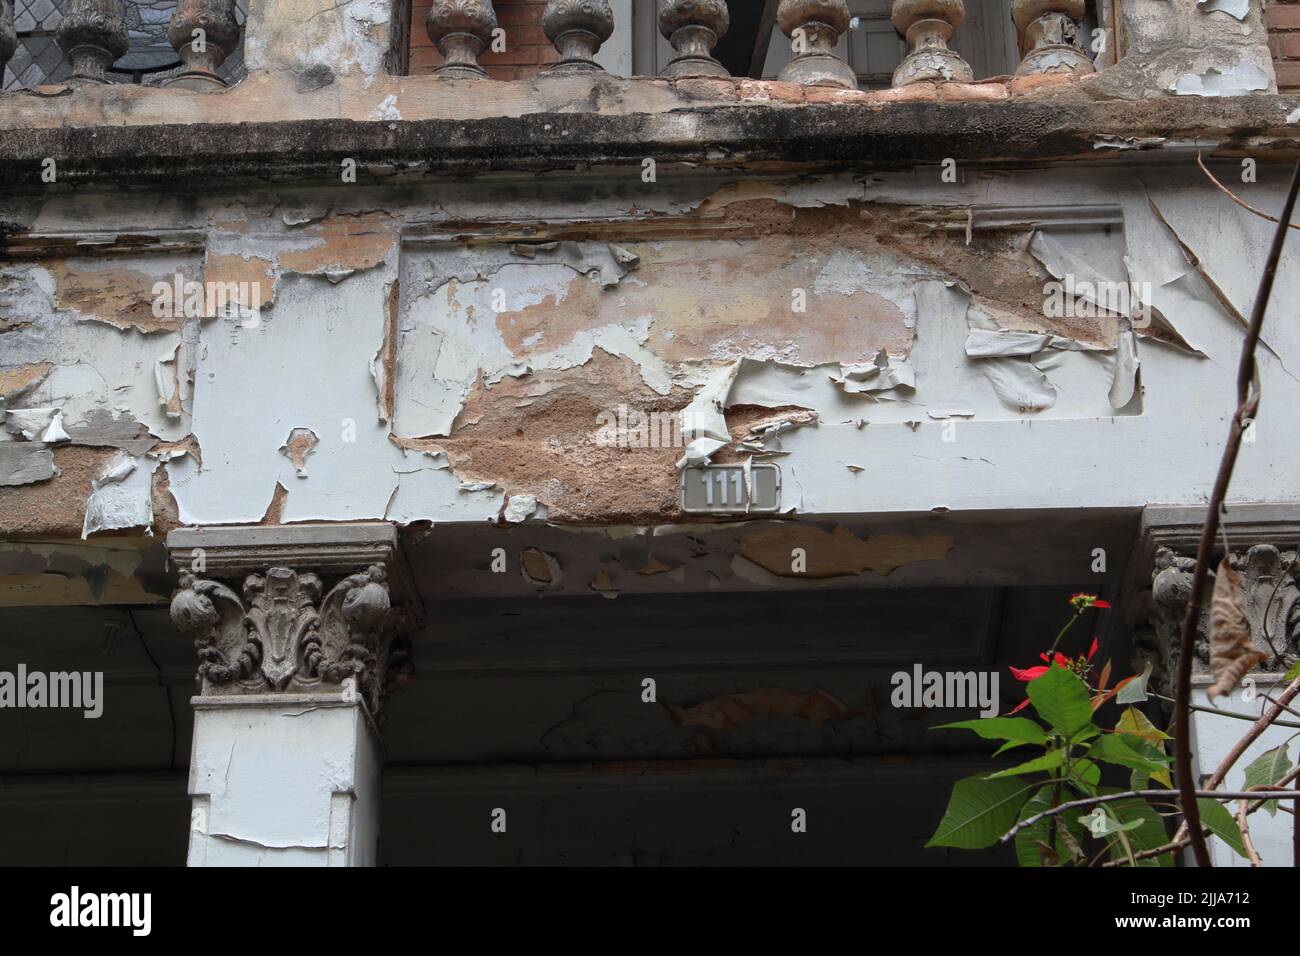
407, 0, 1106, 85
1, 0, 246, 90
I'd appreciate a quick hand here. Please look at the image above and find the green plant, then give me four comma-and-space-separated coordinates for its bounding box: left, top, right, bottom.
925, 594, 1257, 867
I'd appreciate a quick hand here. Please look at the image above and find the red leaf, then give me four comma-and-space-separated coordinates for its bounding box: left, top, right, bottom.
1010, 665, 1049, 682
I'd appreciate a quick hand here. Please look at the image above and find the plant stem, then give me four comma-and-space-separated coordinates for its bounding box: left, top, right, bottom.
1150, 691, 1300, 729
1001, 789, 1300, 844
1172, 155, 1300, 867
1048, 611, 1081, 655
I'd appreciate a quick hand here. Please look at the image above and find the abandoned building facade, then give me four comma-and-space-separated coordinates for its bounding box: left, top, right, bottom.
2, 0, 1300, 866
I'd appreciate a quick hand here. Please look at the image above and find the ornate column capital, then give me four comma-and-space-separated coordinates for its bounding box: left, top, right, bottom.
1131, 505, 1300, 700
657, 0, 729, 78
165, 0, 241, 89
1012, 0, 1095, 77
56, 0, 129, 83
543, 0, 614, 74
425, 0, 498, 80
776, 0, 856, 89
166, 523, 421, 719
890, 0, 972, 86
1, 0, 17, 83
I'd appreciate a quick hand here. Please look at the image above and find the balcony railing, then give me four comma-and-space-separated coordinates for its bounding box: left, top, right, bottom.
0, 0, 1098, 93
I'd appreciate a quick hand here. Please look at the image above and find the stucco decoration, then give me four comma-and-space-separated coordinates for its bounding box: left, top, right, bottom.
171, 563, 402, 713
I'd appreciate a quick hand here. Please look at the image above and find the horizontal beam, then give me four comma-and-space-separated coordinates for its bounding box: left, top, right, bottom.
1, 94, 1297, 189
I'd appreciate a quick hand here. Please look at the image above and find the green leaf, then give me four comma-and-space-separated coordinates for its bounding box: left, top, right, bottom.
1028, 665, 1095, 738
1196, 798, 1249, 859
1071, 758, 1101, 794
1015, 788, 1086, 867
935, 717, 1047, 752
1069, 726, 1100, 745
1243, 745, 1293, 817
1116, 706, 1171, 743
986, 749, 1066, 779
1284, 658, 1300, 682
1116, 661, 1153, 705
1090, 734, 1172, 777
1102, 791, 1174, 867
927, 775, 1036, 849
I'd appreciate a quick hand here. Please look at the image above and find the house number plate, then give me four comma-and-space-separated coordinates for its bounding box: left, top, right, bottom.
680, 463, 781, 514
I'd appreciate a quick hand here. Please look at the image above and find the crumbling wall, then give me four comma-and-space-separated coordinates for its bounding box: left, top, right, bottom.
3, 164, 1299, 535
1102, 0, 1277, 97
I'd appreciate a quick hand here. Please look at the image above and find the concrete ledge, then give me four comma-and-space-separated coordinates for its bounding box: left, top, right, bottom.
2, 92, 1300, 189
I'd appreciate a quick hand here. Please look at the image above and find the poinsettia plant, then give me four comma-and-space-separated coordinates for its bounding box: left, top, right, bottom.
926, 594, 1253, 867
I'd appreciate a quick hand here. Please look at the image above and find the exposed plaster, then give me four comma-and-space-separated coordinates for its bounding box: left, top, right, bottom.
4, 161, 1300, 534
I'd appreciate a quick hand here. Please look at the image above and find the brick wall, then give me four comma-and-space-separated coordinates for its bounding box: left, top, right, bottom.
1267, 0, 1300, 91
410, 0, 560, 80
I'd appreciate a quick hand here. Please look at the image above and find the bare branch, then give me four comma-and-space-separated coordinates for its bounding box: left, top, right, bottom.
1001, 788, 1300, 844
1174, 156, 1300, 866
1238, 798, 1263, 867
1150, 690, 1300, 729
1197, 153, 1300, 232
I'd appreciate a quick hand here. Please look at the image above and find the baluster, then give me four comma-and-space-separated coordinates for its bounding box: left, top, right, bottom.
1013, 0, 1095, 76
658, 0, 729, 78
890, 0, 972, 86
776, 0, 856, 88
543, 0, 614, 74
1, 0, 16, 84
57, 0, 128, 83
165, 0, 241, 89
426, 0, 498, 79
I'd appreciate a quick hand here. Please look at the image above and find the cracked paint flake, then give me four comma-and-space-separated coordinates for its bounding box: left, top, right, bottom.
4, 407, 68, 443
0, 444, 58, 486
1, 263, 192, 443
503, 494, 538, 524
276, 213, 395, 283
81, 451, 156, 538
1171, 62, 1270, 97
1197, 0, 1250, 19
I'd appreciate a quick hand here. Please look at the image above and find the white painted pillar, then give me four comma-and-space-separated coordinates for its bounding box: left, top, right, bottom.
187, 685, 382, 866
1190, 676, 1296, 867
166, 523, 420, 868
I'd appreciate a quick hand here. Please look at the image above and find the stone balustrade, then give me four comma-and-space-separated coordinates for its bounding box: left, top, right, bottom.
0, 1, 1106, 92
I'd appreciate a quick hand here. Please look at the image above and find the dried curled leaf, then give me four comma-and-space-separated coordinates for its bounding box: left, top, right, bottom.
1207, 558, 1268, 701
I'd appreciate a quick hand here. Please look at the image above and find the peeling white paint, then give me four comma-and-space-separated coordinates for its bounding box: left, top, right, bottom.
1171, 62, 1270, 96
82, 452, 154, 538
1197, 0, 1250, 20
503, 494, 539, 524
